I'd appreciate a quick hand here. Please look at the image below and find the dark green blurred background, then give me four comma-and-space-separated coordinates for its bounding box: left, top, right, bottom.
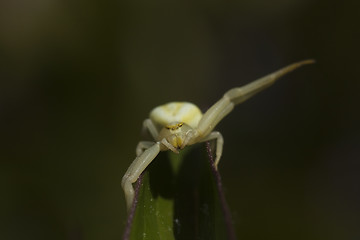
1, 0, 359, 239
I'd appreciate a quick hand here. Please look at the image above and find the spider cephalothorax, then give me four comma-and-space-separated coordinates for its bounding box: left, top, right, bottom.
122, 60, 314, 211
158, 121, 192, 151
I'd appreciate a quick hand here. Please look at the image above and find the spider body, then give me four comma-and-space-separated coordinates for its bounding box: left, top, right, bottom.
122, 60, 314, 211
151, 102, 203, 150
150, 102, 203, 129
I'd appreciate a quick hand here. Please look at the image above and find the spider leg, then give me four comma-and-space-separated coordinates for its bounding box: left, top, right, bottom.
224, 59, 315, 104
143, 118, 159, 140
198, 131, 224, 169
161, 138, 179, 153
136, 141, 155, 156
122, 142, 161, 211
196, 59, 314, 137
196, 99, 234, 138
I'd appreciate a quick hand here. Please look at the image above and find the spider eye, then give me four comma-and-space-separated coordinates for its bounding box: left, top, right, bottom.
165, 122, 184, 131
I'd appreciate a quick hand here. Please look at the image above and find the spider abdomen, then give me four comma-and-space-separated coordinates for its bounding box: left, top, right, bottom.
150, 102, 203, 128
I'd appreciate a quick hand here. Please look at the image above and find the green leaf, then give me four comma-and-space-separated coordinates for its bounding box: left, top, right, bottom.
125, 144, 235, 240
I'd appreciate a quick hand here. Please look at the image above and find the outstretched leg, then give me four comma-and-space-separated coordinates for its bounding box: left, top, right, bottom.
196, 60, 314, 137
224, 59, 315, 104
122, 142, 161, 211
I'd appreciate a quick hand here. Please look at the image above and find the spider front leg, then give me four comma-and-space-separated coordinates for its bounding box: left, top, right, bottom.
196, 59, 315, 137
142, 119, 159, 140
122, 142, 161, 211
136, 141, 155, 156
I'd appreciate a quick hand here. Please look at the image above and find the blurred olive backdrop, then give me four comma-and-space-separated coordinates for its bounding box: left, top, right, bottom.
1, 0, 359, 239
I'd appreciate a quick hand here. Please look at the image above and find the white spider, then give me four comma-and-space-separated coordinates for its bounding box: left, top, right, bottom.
122, 60, 314, 211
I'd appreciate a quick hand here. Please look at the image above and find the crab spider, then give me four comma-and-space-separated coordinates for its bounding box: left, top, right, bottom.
122, 59, 314, 211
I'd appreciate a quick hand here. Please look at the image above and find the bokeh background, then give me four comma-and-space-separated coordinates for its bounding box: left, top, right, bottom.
1, 0, 359, 239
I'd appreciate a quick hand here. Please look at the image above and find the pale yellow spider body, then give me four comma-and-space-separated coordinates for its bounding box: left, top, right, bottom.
122, 60, 314, 211
150, 102, 203, 149
150, 102, 203, 129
